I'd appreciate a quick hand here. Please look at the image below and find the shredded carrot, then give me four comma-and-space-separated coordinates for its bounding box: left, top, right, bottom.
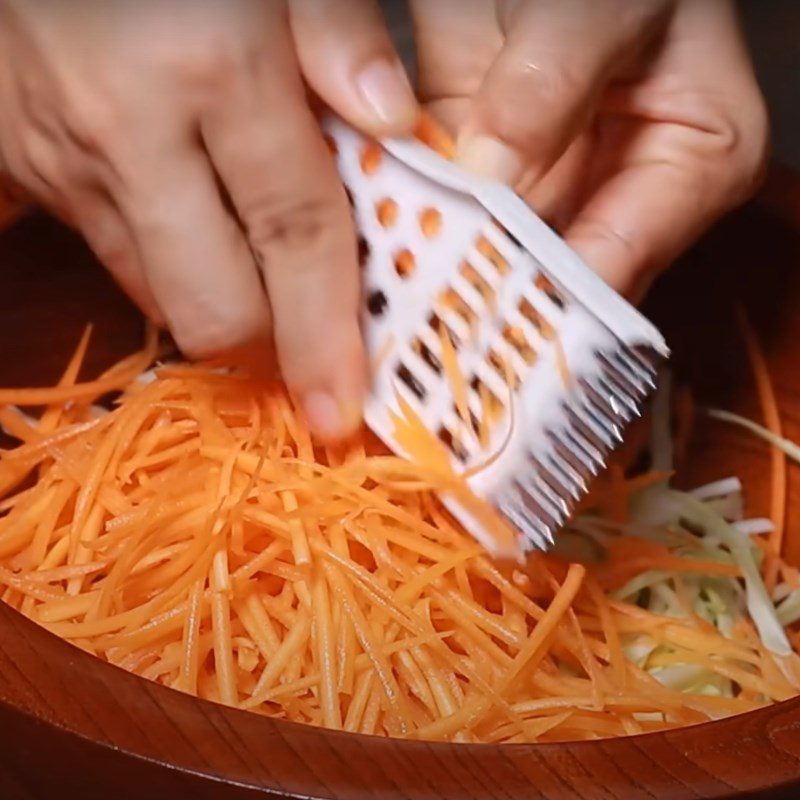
0, 325, 157, 407
39, 324, 94, 435
737, 310, 787, 577
1, 324, 799, 743
413, 114, 455, 160
438, 324, 472, 433
592, 536, 740, 591
556, 354, 575, 402
0, 406, 39, 443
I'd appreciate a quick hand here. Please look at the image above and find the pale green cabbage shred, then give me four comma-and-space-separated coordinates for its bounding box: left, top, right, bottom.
556, 383, 798, 700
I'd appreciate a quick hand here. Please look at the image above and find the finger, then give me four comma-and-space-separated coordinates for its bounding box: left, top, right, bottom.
119, 142, 272, 366
2, 126, 164, 320
422, 99, 469, 139
456, 0, 670, 185
201, 8, 366, 441
70, 190, 164, 322
409, 0, 500, 105
290, 0, 418, 136
564, 0, 768, 303
517, 131, 593, 228
563, 138, 727, 303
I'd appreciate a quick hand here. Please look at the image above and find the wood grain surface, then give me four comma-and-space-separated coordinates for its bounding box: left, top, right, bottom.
0, 202, 799, 799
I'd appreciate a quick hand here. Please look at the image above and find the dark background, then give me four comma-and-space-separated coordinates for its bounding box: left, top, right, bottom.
740, 0, 799, 171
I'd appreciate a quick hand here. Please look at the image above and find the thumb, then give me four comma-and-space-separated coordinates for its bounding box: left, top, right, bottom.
290, 0, 419, 137
455, 0, 670, 185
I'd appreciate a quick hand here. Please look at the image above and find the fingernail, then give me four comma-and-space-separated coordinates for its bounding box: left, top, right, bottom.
355, 59, 418, 129
456, 134, 525, 185
303, 391, 362, 442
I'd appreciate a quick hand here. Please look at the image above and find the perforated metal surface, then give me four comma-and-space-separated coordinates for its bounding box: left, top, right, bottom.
325, 116, 668, 555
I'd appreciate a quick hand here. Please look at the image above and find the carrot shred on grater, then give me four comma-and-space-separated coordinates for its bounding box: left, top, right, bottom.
324, 114, 668, 558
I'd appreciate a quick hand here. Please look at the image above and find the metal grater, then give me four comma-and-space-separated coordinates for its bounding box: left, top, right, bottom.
324, 115, 669, 557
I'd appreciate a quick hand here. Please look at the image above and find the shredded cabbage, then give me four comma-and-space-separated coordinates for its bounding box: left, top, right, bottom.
561, 396, 798, 700
708, 409, 800, 464
629, 486, 790, 656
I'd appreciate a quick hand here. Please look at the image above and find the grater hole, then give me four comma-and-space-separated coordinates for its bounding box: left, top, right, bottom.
437, 425, 468, 462
535, 273, 566, 309
452, 404, 483, 441
502, 324, 537, 365
460, 261, 495, 307
360, 142, 382, 175
357, 236, 371, 269
439, 288, 477, 327
375, 198, 398, 229
486, 348, 521, 389
428, 312, 460, 348
412, 337, 442, 374
323, 133, 339, 156
394, 248, 416, 278
476, 236, 510, 275
396, 363, 427, 400
419, 207, 442, 238
366, 289, 388, 317
469, 410, 482, 437
518, 296, 554, 340
470, 375, 505, 420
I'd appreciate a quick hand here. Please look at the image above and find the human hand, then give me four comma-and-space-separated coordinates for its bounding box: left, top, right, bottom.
411, 0, 768, 301
0, 0, 418, 440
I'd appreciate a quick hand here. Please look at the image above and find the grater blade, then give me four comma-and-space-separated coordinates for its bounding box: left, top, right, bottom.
324, 115, 668, 558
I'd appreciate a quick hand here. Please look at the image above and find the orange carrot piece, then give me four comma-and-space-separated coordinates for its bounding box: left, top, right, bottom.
0, 326, 157, 407
737, 309, 786, 570
39, 324, 94, 434
414, 113, 455, 159
438, 324, 472, 434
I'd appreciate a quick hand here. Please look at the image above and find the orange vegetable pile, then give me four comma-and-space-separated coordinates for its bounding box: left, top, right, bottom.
0, 327, 799, 743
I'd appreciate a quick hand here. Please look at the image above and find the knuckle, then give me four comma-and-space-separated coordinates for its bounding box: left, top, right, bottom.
485, 60, 585, 148
576, 217, 646, 274
734, 100, 771, 200
85, 231, 124, 269
168, 38, 246, 95
533, 60, 583, 106
173, 309, 264, 361
614, 0, 673, 44
64, 102, 122, 156
47, 68, 125, 149
0, 149, 36, 194
18, 130, 61, 189
84, 225, 132, 275
710, 94, 770, 206
245, 191, 342, 259
58, 81, 133, 162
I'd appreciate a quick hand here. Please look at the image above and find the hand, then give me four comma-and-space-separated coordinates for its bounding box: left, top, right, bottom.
411, 0, 768, 301
0, 0, 418, 440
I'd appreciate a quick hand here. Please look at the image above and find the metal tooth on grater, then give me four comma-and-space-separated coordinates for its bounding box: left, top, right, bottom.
323, 115, 669, 558
544, 453, 588, 499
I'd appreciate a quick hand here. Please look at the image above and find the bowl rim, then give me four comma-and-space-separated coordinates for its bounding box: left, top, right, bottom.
1, 593, 799, 800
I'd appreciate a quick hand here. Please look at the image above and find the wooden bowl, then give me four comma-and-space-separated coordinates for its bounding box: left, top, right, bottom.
1, 187, 800, 800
